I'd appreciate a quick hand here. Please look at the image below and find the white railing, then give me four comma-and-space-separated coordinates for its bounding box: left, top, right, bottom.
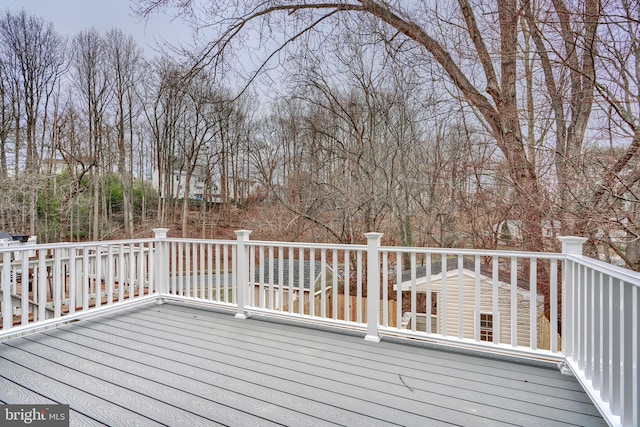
165, 237, 238, 304
1, 228, 637, 426
231, 232, 566, 360
240, 236, 366, 324
377, 239, 564, 357
1, 236, 160, 333
561, 239, 639, 427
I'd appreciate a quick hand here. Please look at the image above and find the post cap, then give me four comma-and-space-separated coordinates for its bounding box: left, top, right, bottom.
557, 236, 587, 255
153, 228, 169, 239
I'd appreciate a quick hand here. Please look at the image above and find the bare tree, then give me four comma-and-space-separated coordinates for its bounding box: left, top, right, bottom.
523, 0, 600, 235
0, 10, 65, 234
71, 28, 111, 239
255, 40, 414, 243
140, 56, 186, 226
133, 1, 576, 251
105, 28, 142, 237
174, 73, 219, 236
576, 0, 640, 269
51, 100, 96, 241
0, 10, 65, 173
0, 58, 12, 178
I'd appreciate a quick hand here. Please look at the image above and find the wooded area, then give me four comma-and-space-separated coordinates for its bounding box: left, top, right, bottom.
1, 1, 639, 271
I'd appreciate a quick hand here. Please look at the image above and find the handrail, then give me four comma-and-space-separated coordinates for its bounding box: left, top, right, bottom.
380, 244, 564, 259
0, 238, 157, 252
562, 254, 639, 427
565, 253, 640, 286
1, 228, 637, 426
1, 239, 158, 330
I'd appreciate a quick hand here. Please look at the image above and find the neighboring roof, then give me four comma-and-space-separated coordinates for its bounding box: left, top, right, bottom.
400, 257, 477, 283
0, 231, 31, 243
253, 258, 337, 289
400, 257, 535, 291
397, 267, 543, 303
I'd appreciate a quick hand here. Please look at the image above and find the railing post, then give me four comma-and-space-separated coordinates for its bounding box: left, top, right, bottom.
365, 232, 383, 342
235, 230, 252, 319
558, 236, 587, 372
153, 228, 170, 296
1, 240, 12, 330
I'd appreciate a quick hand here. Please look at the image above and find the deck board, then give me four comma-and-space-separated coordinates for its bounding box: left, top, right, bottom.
65, 318, 443, 426
106, 306, 602, 425
0, 356, 165, 426
0, 301, 607, 426
154, 305, 592, 397
0, 378, 106, 427
12, 331, 345, 427
0, 382, 104, 427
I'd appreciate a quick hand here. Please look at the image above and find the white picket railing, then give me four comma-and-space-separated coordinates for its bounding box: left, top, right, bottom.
165, 237, 237, 303
561, 241, 639, 427
1, 228, 637, 426
230, 233, 566, 359
0, 237, 159, 332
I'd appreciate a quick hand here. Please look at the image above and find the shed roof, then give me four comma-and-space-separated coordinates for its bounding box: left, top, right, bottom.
400, 257, 536, 291
254, 258, 337, 289
400, 257, 477, 283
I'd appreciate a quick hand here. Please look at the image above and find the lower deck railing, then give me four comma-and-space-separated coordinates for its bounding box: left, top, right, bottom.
1, 228, 637, 426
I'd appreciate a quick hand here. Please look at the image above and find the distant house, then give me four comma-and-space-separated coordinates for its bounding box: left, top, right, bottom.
396, 259, 547, 348
152, 168, 216, 201
251, 259, 338, 312
40, 158, 68, 175
40, 157, 94, 177
493, 219, 562, 246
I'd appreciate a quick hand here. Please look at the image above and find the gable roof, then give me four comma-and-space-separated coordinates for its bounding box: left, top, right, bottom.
399, 256, 534, 291
400, 257, 477, 283
253, 259, 337, 290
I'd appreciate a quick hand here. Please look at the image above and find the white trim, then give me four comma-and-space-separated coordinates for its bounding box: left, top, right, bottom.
474, 310, 501, 344
0, 294, 159, 341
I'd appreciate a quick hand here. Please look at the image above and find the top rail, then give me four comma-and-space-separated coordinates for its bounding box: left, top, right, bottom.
1, 229, 637, 426
0, 237, 158, 252
380, 245, 564, 259
562, 253, 639, 427
565, 253, 640, 287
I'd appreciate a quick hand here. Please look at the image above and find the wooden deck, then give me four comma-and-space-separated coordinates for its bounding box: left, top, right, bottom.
0, 301, 606, 426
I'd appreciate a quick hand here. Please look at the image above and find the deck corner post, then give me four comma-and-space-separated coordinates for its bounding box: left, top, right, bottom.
153, 228, 170, 296
557, 236, 587, 363
1, 244, 12, 330
364, 232, 383, 343
235, 230, 252, 319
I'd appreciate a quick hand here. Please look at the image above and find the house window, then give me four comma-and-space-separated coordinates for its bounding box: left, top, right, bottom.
480, 313, 493, 342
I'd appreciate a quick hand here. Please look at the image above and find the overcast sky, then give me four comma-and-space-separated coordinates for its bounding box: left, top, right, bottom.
0, 1, 292, 99
0, 0, 194, 52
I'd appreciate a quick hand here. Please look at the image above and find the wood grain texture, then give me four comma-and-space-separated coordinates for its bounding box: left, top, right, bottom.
0, 379, 106, 427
